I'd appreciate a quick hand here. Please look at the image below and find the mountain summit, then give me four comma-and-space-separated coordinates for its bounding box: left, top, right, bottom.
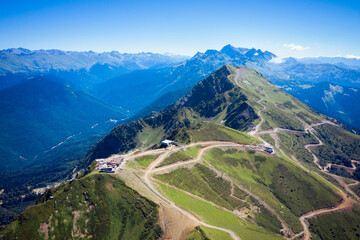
85, 64, 322, 163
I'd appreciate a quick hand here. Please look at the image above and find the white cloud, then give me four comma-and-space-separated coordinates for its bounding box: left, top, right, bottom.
345, 54, 360, 59
269, 56, 284, 64
283, 43, 310, 51
329, 84, 343, 94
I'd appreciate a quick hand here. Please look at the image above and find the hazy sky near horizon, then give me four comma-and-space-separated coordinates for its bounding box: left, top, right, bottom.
1, 0, 359, 58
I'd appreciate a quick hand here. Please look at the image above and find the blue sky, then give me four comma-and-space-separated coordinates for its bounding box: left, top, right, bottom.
1, 0, 359, 58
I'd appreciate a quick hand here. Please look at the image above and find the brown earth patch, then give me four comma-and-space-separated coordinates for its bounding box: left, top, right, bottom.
38, 222, 49, 240
72, 210, 86, 238
106, 182, 114, 191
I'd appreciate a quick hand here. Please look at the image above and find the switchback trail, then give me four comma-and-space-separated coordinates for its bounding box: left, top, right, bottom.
137, 140, 295, 239
248, 99, 266, 136
153, 142, 291, 236
105, 93, 357, 239
113, 133, 353, 240
249, 99, 357, 240
122, 141, 243, 240
117, 139, 294, 239
144, 142, 242, 240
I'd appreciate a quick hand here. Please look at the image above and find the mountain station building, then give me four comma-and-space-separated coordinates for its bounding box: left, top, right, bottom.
161, 139, 178, 147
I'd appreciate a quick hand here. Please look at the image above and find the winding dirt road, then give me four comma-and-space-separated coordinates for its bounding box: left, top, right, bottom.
303, 130, 324, 170
113, 131, 356, 239
248, 99, 266, 136
122, 139, 299, 239
115, 140, 292, 239
102, 82, 359, 240
143, 142, 243, 240
118, 142, 244, 240
249, 99, 358, 240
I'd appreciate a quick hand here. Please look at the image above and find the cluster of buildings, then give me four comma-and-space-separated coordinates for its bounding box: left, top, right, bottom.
96, 157, 124, 173
94, 139, 178, 174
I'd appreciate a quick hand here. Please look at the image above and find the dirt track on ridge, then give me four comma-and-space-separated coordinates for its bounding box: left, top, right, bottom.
247, 95, 358, 240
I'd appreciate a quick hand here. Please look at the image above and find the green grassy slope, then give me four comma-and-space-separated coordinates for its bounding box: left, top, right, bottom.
201, 227, 233, 240
155, 164, 250, 211
308, 204, 360, 240
277, 131, 318, 166
186, 226, 233, 240
350, 184, 360, 197
169, 122, 261, 145
155, 163, 282, 234
159, 151, 193, 167
260, 133, 276, 146
134, 154, 160, 168
158, 146, 201, 167
226, 65, 323, 130
313, 124, 360, 166
203, 148, 341, 233
158, 183, 282, 240
225, 66, 360, 175
153, 140, 342, 236
0, 174, 162, 240
186, 226, 209, 240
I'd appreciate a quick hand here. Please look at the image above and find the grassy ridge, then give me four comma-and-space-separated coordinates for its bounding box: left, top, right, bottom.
0, 174, 162, 240
183, 146, 202, 158
226, 66, 323, 130
170, 122, 261, 145
190, 123, 261, 144
158, 151, 192, 167
134, 154, 160, 168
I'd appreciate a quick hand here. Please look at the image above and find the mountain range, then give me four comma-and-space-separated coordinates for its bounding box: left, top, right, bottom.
1, 65, 360, 240
0, 48, 189, 91
0, 48, 189, 74
1, 45, 360, 232
296, 56, 360, 70
1, 46, 359, 122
